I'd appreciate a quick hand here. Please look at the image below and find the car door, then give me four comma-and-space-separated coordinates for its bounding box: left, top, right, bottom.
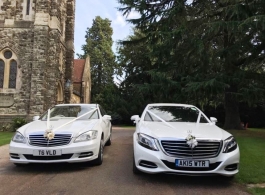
99, 105, 110, 143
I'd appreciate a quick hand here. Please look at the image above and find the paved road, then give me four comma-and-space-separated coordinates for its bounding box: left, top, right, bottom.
0, 127, 249, 195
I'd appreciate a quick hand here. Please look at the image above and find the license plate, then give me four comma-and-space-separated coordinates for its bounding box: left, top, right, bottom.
175, 159, 209, 167
33, 149, 62, 156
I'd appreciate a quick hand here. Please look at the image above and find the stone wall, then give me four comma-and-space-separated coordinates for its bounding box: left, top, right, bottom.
0, 0, 75, 124
0, 27, 34, 122
65, 0, 75, 103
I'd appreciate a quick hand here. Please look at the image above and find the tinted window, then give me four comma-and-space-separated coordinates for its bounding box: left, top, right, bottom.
144, 106, 208, 123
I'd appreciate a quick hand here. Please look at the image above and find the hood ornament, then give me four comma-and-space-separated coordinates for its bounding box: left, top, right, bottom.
185, 133, 198, 149
44, 127, 55, 140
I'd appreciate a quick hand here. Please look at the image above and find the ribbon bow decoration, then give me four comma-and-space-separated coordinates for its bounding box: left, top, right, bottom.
186, 134, 198, 149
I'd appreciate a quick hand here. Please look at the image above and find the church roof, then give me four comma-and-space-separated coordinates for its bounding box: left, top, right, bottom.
73, 59, 85, 83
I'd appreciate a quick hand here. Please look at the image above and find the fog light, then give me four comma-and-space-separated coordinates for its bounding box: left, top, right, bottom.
78, 152, 93, 158
225, 163, 238, 171
139, 160, 158, 168
10, 153, 20, 159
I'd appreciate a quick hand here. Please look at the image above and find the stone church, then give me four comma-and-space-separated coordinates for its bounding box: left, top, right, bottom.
0, 0, 90, 124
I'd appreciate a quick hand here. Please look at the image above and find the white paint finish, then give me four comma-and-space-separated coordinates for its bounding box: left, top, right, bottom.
132, 103, 240, 176
138, 121, 224, 140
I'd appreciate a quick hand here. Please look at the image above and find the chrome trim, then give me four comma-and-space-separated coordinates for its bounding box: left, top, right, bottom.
139, 160, 158, 168
139, 163, 157, 168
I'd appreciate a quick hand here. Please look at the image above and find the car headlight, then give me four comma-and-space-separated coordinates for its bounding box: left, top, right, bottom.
12, 132, 26, 143
223, 136, 237, 153
137, 133, 159, 151
74, 130, 98, 143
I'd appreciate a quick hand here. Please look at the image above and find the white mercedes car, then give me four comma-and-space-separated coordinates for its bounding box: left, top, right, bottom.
9, 104, 112, 166
131, 103, 240, 177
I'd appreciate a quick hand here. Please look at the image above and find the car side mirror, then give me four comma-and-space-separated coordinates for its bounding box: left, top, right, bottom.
210, 117, 217, 124
33, 116, 40, 121
103, 115, 111, 120
131, 115, 140, 123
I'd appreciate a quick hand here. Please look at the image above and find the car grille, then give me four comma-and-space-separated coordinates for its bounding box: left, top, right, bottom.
160, 140, 222, 159
29, 134, 72, 147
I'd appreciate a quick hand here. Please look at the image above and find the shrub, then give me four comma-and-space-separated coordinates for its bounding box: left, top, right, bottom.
1, 123, 12, 132
12, 118, 28, 131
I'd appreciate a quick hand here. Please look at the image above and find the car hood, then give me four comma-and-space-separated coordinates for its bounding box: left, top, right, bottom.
18, 119, 99, 137
138, 121, 225, 140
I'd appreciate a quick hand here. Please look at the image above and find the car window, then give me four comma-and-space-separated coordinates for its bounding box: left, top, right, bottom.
88, 110, 99, 119
40, 105, 99, 120
99, 105, 107, 116
144, 106, 208, 123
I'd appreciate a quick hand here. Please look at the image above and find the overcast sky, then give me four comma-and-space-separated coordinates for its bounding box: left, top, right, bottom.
74, 0, 139, 58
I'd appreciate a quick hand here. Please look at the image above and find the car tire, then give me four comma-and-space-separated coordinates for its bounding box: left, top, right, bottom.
91, 139, 103, 166
105, 126, 112, 146
133, 155, 141, 175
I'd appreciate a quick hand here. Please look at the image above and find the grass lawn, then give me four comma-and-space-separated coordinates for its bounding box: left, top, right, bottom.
249, 188, 265, 195
228, 128, 265, 195
0, 132, 14, 146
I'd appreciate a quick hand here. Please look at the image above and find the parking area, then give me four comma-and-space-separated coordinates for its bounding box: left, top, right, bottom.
0, 127, 249, 195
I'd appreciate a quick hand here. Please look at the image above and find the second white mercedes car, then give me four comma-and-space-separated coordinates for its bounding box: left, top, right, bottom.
131, 103, 239, 177
9, 104, 112, 166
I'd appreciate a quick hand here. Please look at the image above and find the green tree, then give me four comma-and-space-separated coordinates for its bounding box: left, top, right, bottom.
118, 0, 265, 129
117, 28, 186, 120
116, 29, 154, 122
79, 16, 116, 102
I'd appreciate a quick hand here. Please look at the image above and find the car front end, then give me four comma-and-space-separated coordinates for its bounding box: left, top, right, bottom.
133, 132, 239, 176
10, 129, 101, 164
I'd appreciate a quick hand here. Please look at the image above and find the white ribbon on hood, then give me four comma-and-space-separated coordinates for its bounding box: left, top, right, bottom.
44, 108, 97, 140
146, 107, 209, 130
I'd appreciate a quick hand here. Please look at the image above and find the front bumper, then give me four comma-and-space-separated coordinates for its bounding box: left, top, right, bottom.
133, 133, 240, 176
9, 139, 100, 164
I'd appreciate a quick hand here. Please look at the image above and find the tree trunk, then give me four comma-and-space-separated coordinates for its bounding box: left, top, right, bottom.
223, 90, 244, 130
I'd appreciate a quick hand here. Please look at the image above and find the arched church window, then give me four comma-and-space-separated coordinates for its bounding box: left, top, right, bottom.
0, 49, 18, 89
9, 60, 17, 88
26, 0, 31, 15
0, 60, 4, 88
57, 82, 64, 103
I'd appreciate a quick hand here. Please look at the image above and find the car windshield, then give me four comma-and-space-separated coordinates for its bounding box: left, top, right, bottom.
40, 105, 99, 120
144, 106, 208, 123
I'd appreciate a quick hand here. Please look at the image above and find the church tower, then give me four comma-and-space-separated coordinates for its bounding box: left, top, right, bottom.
0, 0, 75, 123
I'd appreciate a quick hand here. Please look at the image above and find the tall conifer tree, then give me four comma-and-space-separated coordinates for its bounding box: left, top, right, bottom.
80, 16, 116, 102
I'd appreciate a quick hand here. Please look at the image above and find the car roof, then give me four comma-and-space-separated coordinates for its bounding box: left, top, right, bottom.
146, 103, 195, 107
